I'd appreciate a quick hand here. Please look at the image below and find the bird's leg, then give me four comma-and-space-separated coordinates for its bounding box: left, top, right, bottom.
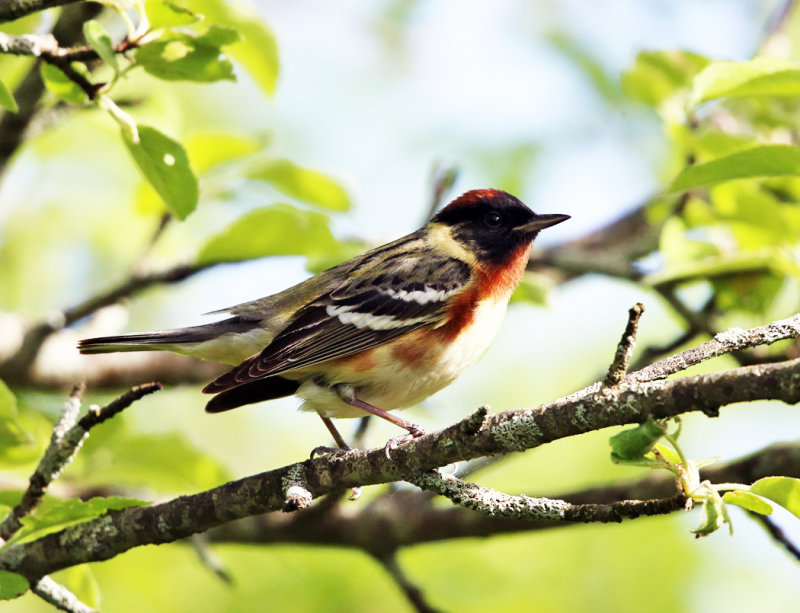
310, 415, 351, 457
335, 385, 426, 460
312, 415, 362, 501
320, 415, 350, 450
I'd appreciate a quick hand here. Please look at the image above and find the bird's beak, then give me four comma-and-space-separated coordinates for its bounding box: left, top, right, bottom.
514, 213, 571, 235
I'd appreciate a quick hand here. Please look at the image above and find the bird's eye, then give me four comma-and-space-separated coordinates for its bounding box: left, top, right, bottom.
485, 212, 502, 228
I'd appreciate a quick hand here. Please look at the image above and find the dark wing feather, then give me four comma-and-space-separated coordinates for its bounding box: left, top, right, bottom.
204, 253, 471, 394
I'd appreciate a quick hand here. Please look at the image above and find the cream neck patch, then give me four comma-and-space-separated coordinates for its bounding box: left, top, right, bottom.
425, 223, 477, 266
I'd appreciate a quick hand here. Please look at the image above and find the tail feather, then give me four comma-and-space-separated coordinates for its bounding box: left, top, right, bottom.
205, 377, 300, 413
78, 317, 257, 355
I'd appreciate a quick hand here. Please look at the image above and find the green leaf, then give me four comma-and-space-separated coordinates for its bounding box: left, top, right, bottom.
9, 497, 148, 545
644, 250, 778, 287
0, 571, 29, 601
0, 77, 18, 112
649, 443, 682, 465
185, 132, 263, 175
750, 477, 800, 519
249, 159, 350, 211
123, 125, 199, 220
609, 417, 667, 462
83, 19, 120, 76
145, 0, 203, 29
198, 204, 338, 265
510, 272, 552, 305
136, 25, 239, 83
689, 57, 800, 107
621, 50, 710, 110
669, 145, 800, 193
186, 0, 279, 95
691, 497, 726, 536
40, 62, 88, 104
722, 490, 773, 515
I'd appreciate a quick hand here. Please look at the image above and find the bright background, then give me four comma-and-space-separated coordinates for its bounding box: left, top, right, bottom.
2, 0, 799, 611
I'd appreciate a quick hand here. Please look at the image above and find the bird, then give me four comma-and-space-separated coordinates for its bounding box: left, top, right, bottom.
79, 189, 569, 454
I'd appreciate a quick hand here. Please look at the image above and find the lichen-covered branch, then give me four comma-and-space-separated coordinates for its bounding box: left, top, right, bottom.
604, 302, 645, 386
1, 337, 800, 580
0, 385, 86, 542
410, 470, 684, 522
629, 312, 800, 383
203, 439, 800, 553
31, 576, 96, 613
0, 383, 160, 543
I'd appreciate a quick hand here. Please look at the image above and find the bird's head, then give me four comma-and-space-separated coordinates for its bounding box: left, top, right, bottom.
429, 189, 570, 266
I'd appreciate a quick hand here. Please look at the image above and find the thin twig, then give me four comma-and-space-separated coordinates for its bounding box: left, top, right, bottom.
31, 576, 97, 613
0, 3, 102, 174
604, 302, 645, 386
0, 32, 137, 100
628, 312, 800, 383
190, 535, 234, 584
762, 0, 798, 41
78, 382, 162, 430
0, 383, 161, 543
42, 55, 101, 99
0, 384, 85, 542
375, 553, 443, 613
424, 163, 458, 220
629, 296, 716, 372
749, 512, 800, 563
411, 470, 684, 523
0, 263, 207, 380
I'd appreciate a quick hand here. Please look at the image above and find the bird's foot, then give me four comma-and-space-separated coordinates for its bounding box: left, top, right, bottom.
309, 445, 349, 459
383, 425, 426, 461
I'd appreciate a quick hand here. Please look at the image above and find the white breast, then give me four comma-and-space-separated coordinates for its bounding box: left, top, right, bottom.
296, 295, 511, 418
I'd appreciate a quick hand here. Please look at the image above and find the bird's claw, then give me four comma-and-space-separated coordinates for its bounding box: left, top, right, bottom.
310, 445, 347, 459
383, 426, 426, 461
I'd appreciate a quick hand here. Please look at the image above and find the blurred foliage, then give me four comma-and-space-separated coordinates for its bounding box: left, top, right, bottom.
2, 0, 800, 611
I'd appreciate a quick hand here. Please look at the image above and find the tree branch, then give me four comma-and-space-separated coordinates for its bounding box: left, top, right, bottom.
0, 2, 101, 173
604, 302, 645, 386
2, 319, 800, 580
749, 512, 800, 563
31, 576, 96, 613
410, 470, 684, 522
203, 439, 800, 553
0, 0, 83, 24
628, 312, 800, 383
0, 263, 207, 382
0, 384, 86, 542
375, 552, 443, 613
0, 383, 161, 543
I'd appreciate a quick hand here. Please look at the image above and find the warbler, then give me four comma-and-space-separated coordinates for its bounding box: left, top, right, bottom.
79, 189, 569, 450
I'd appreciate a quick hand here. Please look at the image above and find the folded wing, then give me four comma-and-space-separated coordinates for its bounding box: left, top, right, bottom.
203, 252, 471, 394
